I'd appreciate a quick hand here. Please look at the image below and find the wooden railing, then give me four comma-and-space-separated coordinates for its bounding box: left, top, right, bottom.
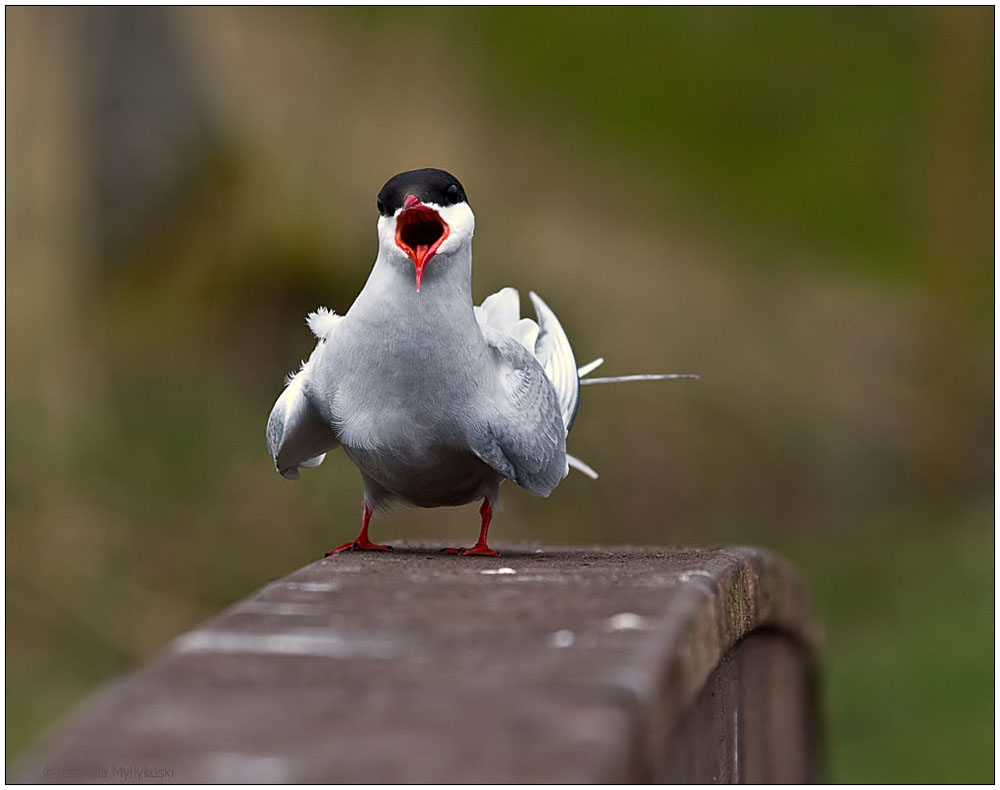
17, 545, 821, 783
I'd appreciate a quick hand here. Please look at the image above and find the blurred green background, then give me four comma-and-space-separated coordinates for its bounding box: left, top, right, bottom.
6, 7, 993, 781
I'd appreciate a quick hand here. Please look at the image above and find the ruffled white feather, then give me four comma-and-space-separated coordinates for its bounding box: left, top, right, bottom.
306, 306, 341, 339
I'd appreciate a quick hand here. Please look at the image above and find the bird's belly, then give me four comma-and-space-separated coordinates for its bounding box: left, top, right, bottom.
343, 440, 493, 508
323, 340, 494, 506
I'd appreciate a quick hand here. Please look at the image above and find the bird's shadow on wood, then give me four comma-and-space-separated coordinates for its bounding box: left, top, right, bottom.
317, 542, 573, 561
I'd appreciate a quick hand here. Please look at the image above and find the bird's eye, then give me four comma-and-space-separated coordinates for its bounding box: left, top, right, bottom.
446, 184, 460, 204
376, 198, 385, 215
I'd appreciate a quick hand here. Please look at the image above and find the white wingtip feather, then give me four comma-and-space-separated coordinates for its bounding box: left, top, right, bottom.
578, 357, 605, 378
515, 318, 540, 353
567, 453, 599, 479
480, 287, 521, 332
528, 290, 580, 432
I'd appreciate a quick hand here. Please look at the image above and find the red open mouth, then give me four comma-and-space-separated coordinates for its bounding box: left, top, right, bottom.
395, 197, 449, 292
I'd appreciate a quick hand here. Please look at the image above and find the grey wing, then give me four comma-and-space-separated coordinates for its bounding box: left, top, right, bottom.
470, 330, 567, 497
474, 288, 580, 433
267, 310, 344, 480
266, 369, 340, 479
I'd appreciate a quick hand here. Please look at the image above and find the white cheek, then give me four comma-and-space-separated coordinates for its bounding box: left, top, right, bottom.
378, 217, 401, 254
438, 204, 475, 253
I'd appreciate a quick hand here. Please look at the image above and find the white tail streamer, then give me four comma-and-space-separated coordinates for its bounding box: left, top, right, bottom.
580, 373, 700, 385
567, 454, 599, 479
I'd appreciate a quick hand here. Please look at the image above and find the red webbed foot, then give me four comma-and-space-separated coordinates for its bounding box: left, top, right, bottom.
325, 539, 392, 557
458, 543, 500, 558
442, 498, 500, 557
324, 504, 390, 557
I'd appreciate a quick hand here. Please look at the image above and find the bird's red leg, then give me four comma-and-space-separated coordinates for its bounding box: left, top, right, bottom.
444, 498, 500, 557
325, 504, 392, 556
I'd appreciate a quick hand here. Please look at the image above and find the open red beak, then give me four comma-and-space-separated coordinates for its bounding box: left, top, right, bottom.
395, 194, 450, 291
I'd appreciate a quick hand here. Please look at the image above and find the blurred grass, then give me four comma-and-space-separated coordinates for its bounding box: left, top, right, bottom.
343, 7, 992, 295
6, 6, 994, 782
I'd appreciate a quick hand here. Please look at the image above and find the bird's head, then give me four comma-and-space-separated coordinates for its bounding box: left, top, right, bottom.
375, 168, 474, 292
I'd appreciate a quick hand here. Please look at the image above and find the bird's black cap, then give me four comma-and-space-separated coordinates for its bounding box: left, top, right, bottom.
377, 168, 469, 216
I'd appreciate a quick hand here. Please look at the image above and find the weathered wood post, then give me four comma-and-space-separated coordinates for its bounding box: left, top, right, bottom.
17, 545, 821, 783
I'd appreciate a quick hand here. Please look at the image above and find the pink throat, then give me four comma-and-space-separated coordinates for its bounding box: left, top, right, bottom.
394, 194, 450, 292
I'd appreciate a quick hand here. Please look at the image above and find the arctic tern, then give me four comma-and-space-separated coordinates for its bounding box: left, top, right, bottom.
267, 168, 695, 557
